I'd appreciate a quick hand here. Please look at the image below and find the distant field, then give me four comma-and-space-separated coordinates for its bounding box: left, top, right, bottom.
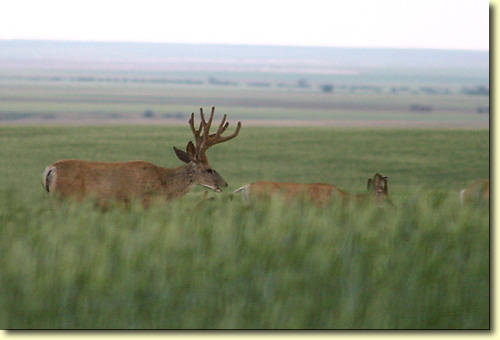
0, 125, 490, 329
0, 75, 489, 128
0, 41, 489, 127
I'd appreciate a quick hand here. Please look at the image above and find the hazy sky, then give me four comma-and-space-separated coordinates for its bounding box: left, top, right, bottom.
0, 0, 489, 50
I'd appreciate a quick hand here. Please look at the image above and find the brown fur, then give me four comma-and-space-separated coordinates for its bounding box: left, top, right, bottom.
43, 107, 241, 207
460, 179, 489, 205
235, 173, 392, 207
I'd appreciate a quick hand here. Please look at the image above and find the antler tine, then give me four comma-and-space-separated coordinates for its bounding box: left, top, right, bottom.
209, 106, 215, 124
220, 121, 229, 135
209, 121, 242, 145
189, 112, 203, 149
198, 107, 214, 127
214, 114, 228, 138
198, 107, 214, 151
199, 107, 206, 125
203, 106, 215, 136
189, 112, 197, 136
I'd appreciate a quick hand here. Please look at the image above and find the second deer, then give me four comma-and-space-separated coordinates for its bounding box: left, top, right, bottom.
460, 179, 489, 205
233, 173, 392, 207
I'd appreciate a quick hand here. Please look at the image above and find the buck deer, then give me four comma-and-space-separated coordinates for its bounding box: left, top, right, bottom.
460, 179, 489, 205
42, 107, 241, 207
233, 173, 392, 207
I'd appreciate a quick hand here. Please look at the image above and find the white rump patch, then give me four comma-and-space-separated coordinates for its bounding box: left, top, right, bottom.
459, 189, 465, 205
43, 165, 56, 193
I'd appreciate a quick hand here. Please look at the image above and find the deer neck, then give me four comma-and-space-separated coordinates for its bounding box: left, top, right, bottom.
161, 164, 196, 200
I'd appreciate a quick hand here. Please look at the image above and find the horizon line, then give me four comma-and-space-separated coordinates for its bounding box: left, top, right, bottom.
0, 38, 490, 53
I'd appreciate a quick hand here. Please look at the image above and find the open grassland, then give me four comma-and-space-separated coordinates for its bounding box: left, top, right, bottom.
0, 126, 490, 329
0, 126, 489, 197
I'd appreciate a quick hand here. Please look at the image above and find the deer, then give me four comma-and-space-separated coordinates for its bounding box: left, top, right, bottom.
460, 179, 489, 205
233, 173, 392, 207
42, 107, 241, 207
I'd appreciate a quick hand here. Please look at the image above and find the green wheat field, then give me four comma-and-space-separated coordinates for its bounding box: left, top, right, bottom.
0, 125, 489, 329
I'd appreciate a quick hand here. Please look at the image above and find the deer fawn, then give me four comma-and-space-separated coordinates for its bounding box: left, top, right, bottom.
233, 173, 392, 207
43, 107, 241, 207
460, 179, 489, 205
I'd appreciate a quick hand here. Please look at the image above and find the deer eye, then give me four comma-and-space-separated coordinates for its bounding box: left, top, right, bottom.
206, 169, 214, 174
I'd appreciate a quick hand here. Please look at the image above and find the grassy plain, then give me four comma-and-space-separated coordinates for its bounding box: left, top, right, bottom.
0, 125, 490, 197
0, 42, 490, 329
0, 125, 490, 329
0, 77, 489, 127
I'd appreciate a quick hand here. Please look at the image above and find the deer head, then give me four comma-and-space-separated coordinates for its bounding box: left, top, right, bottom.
173, 107, 241, 193
367, 173, 389, 201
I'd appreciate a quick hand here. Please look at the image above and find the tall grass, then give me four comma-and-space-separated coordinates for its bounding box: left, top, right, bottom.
0, 189, 489, 329
0, 126, 489, 328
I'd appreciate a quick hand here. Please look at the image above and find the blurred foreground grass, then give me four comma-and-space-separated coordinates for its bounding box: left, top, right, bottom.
0, 189, 489, 329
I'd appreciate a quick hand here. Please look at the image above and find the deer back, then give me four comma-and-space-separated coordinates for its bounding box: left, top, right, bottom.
236, 181, 347, 206
460, 179, 489, 205
44, 159, 173, 201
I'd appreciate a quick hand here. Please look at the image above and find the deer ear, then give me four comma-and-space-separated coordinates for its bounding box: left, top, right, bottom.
173, 146, 191, 163
367, 178, 373, 191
